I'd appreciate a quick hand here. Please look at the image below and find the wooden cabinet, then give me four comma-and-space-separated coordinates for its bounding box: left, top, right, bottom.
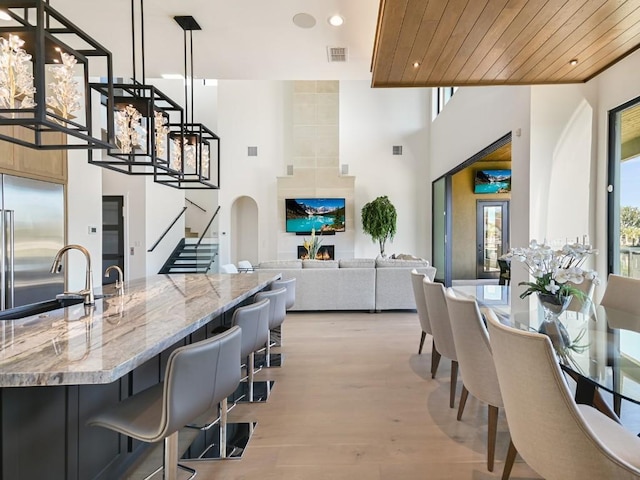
0, 127, 67, 184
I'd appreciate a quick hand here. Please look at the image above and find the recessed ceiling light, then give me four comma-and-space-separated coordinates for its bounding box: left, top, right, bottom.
413, 61, 420, 68
0, 10, 11, 21
293, 13, 316, 29
161, 73, 184, 80
328, 15, 344, 27
569, 59, 578, 66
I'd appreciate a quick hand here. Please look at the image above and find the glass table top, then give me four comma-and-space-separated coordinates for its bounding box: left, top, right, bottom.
452, 284, 640, 406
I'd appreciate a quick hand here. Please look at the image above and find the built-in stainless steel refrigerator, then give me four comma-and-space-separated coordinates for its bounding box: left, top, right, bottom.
0, 175, 64, 310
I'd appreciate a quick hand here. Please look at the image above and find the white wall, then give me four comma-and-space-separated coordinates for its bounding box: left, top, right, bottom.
430, 86, 531, 293
216, 80, 431, 263
340, 81, 431, 259
145, 177, 186, 275
66, 155, 103, 292
217, 80, 286, 264
102, 170, 146, 280
529, 85, 597, 244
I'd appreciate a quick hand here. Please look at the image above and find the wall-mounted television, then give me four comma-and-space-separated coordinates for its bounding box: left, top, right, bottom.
474, 169, 511, 194
285, 198, 346, 234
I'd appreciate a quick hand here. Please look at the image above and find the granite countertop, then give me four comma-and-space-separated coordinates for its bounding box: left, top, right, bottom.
0, 272, 279, 387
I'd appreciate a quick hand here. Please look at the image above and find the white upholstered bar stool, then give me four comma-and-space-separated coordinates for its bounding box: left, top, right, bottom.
486, 311, 640, 480
233, 298, 271, 404
422, 276, 459, 408
254, 287, 287, 368
445, 289, 504, 472
268, 278, 296, 357
271, 278, 296, 310
87, 327, 241, 480
187, 299, 271, 460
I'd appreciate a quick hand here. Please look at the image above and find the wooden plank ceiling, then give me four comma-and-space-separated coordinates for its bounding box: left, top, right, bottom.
371, 0, 640, 87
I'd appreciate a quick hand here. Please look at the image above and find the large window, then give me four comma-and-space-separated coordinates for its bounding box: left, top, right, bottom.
432, 87, 458, 120
608, 97, 640, 277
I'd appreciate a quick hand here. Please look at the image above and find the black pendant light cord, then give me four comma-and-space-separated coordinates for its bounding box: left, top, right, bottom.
131, 0, 136, 83
130, 0, 147, 84
190, 29, 194, 125
183, 28, 188, 124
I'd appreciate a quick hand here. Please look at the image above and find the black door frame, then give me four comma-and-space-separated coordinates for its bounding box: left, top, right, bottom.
476, 200, 510, 279
432, 132, 512, 286
102, 196, 125, 285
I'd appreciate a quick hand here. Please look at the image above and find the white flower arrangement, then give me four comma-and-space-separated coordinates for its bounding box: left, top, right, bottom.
302, 228, 322, 260
47, 51, 81, 122
509, 239, 599, 301
0, 34, 36, 111
115, 104, 145, 154
154, 111, 169, 159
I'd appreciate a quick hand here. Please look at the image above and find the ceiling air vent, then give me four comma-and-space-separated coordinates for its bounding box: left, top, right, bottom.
327, 47, 348, 62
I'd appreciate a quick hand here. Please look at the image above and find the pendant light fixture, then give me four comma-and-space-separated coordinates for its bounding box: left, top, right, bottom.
0, 0, 114, 149
153, 15, 220, 190
88, 0, 184, 175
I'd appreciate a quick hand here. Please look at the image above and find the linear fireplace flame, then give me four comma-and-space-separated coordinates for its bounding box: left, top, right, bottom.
298, 245, 334, 260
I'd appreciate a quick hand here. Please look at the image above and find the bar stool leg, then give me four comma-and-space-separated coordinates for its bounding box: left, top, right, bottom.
248, 352, 255, 402
265, 331, 271, 368
219, 398, 228, 459
164, 432, 178, 480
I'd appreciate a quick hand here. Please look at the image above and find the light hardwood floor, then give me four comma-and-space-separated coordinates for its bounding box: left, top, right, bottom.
178, 311, 542, 480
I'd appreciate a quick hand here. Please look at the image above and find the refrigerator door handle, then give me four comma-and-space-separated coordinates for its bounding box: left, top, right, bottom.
5, 210, 13, 309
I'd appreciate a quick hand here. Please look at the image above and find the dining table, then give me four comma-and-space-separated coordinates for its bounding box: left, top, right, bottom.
452, 284, 640, 420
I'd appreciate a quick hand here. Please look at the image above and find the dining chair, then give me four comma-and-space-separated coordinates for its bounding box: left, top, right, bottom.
445, 289, 504, 472
422, 276, 459, 408
237, 260, 254, 272
566, 277, 596, 313
220, 264, 239, 274
410, 270, 439, 369
600, 274, 640, 315
486, 311, 640, 480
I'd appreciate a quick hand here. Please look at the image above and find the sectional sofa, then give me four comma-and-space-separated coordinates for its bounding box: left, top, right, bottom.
256, 258, 436, 312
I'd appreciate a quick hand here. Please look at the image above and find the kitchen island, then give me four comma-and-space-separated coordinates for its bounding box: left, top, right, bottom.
0, 272, 279, 479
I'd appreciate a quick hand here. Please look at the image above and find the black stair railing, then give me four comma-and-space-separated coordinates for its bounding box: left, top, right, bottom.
195, 205, 221, 249
148, 207, 187, 252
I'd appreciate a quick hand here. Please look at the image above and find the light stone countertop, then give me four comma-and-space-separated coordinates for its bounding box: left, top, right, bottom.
0, 272, 280, 387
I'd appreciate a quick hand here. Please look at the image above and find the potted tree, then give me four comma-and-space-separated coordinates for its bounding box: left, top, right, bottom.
361, 195, 397, 257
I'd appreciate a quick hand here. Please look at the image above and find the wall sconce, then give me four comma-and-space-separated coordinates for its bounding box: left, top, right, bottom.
0, 0, 114, 150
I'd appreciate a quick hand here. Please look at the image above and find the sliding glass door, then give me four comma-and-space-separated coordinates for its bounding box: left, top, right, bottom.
609, 97, 640, 277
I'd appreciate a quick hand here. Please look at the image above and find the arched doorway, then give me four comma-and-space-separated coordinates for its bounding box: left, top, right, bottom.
230, 196, 259, 265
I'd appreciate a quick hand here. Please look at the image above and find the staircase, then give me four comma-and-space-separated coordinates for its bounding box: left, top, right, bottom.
159, 236, 219, 274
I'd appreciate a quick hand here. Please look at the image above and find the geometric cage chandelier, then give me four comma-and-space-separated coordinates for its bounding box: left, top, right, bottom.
88, 0, 184, 175
0, 0, 115, 150
153, 15, 220, 190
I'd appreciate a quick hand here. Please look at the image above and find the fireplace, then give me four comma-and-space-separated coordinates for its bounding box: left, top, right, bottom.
298, 245, 335, 260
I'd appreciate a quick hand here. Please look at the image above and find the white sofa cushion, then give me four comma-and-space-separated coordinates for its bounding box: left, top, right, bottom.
376, 258, 430, 268
258, 260, 302, 269
339, 258, 376, 268
303, 259, 339, 269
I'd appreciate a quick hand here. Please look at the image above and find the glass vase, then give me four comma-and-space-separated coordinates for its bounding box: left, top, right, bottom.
537, 293, 572, 350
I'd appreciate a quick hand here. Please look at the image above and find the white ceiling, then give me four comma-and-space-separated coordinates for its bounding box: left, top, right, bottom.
51, 0, 380, 81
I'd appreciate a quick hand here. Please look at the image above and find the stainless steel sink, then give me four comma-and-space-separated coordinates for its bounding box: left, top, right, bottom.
0, 297, 85, 320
